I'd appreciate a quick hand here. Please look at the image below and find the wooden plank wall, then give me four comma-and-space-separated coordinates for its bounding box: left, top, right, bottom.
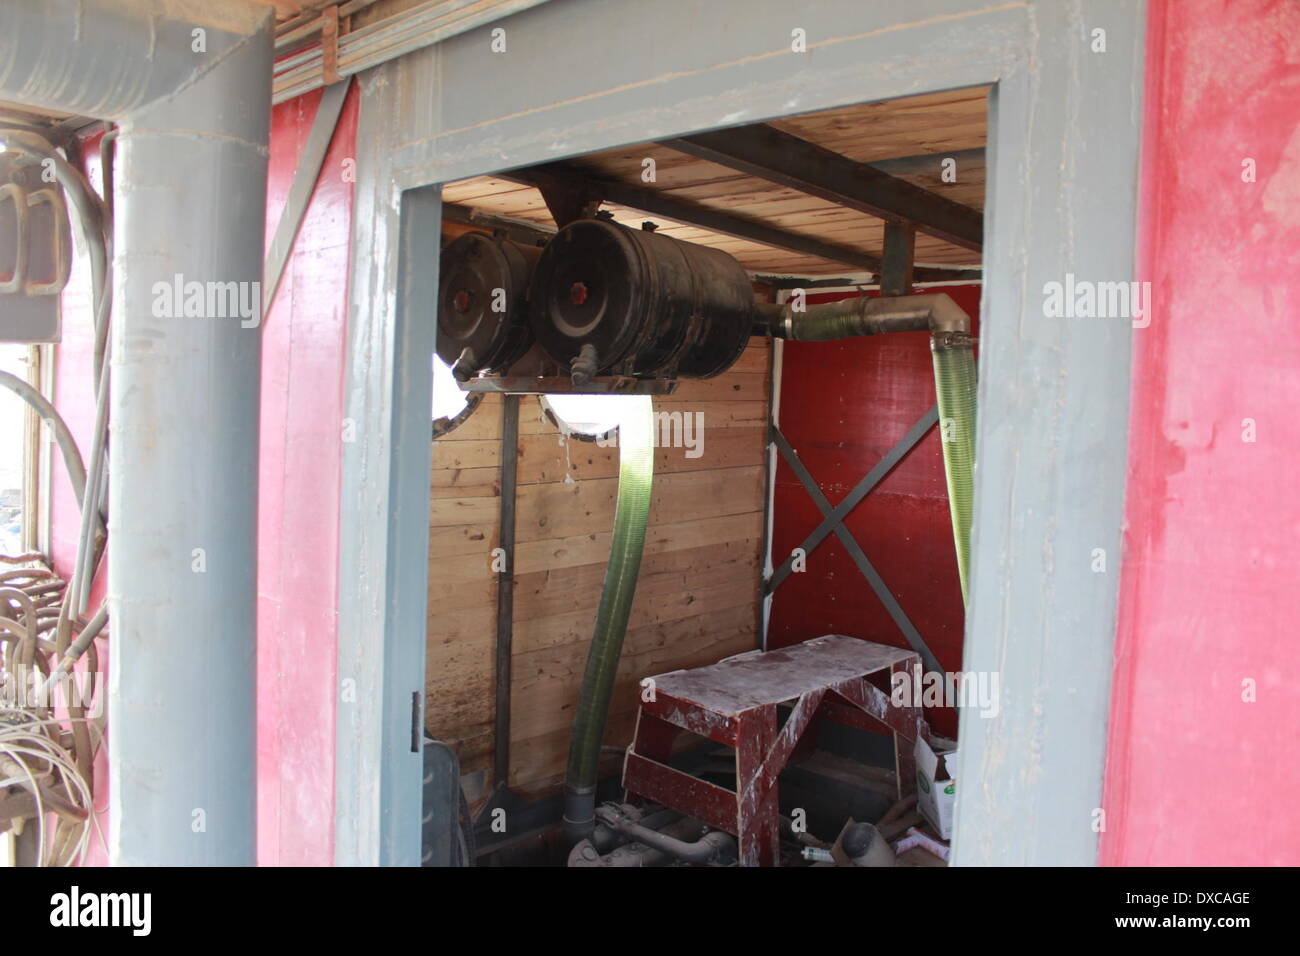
426, 340, 771, 795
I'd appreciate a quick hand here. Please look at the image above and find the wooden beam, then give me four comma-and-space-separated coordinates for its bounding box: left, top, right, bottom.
660, 124, 984, 251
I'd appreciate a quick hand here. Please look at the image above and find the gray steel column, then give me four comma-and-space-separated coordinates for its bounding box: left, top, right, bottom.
0, 0, 272, 865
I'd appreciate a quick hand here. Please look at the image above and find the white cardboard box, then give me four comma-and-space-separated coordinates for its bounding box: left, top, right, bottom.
914, 736, 957, 840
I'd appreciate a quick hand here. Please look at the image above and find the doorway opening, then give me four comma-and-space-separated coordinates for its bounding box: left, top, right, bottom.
425, 86, 988, 866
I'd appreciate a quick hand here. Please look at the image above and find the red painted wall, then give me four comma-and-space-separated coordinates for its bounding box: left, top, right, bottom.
52, 87, 358, 865
1100, 0, 1300, 866
255, 86, 357, 866
768, 284, 980, 737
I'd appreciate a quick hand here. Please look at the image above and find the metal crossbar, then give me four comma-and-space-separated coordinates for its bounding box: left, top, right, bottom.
767, 405, 938, 591
767, 421, 943, 673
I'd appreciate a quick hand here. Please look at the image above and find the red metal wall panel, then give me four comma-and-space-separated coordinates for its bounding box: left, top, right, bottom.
768, 283, 980, 737
1100, 0, 1300, 866
255, 85, 358, 866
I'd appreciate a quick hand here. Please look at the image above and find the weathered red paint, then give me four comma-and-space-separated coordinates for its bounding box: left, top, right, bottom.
256, 84, 358, 866
767, 284, 981, 738
626, 636, 922, 865
1100, 0, 1300, 866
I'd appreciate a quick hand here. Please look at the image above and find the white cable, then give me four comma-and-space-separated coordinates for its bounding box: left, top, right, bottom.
0, 130, 113, 867
0, 710, 96, 866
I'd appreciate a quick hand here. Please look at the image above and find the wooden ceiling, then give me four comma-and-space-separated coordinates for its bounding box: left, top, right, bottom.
443, 86, 989, 278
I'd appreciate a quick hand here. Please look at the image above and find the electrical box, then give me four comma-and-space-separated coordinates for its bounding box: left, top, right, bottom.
0, 151, 70, 343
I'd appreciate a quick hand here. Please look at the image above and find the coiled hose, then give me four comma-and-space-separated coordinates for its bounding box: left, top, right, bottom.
564, 395, 655, 843
931, 332, 978, 606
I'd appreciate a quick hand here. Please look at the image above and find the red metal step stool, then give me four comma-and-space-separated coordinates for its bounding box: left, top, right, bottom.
622, 635, 924, 866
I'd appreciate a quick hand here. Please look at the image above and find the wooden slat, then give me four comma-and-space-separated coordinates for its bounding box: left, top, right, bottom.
509, 602, 757, 743
513, 538, 759, 620
512, 561, 759, 655
427, 351, 769, 790
514, 509, 763, 576
518, 425, 764, 484
511, 465, 764, 542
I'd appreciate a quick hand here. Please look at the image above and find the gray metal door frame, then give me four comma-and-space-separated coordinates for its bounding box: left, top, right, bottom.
337, 0, 1146, 865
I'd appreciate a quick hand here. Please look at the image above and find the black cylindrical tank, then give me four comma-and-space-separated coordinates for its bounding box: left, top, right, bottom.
437, 232, 540, 378
527, 218, 754, 380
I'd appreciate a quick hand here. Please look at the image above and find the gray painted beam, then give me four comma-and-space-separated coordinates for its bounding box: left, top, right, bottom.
951, 0, 1146, 867
264, 79, 352, 313
335, 176, 439, 866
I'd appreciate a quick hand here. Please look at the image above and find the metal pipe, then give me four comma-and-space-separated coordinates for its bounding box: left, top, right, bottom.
0, 0, 273, 865
603, 818, 736, 865
589, 806, 682, 854
572, 813, 733, 867
756, 292, 971, 340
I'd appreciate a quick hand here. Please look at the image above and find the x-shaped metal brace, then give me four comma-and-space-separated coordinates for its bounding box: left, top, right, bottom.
765, 406, 943, 674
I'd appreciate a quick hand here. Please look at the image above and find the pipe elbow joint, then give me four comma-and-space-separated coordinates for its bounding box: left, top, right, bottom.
925, 293, 972, 335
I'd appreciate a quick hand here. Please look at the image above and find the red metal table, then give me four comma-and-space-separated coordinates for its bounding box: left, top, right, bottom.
622, 635, 924, 866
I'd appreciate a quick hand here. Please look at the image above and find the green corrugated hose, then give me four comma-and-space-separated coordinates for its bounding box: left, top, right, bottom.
563, 395, 655, 842
931, 334, 978, 606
